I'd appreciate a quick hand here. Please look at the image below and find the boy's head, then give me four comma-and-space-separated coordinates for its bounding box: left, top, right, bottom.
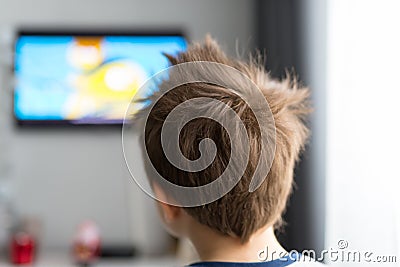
137, 36, 310, 243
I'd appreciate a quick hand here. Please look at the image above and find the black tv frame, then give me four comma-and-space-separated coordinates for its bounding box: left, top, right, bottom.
13, 28, 187, 127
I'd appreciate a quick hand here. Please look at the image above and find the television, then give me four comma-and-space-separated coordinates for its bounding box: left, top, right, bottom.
14, 30, 187, 125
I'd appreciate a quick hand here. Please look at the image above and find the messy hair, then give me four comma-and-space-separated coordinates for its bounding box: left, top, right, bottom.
138, 36, 311, 243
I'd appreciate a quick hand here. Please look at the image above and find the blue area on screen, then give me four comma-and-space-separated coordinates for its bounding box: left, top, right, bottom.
14, 35, 187, 124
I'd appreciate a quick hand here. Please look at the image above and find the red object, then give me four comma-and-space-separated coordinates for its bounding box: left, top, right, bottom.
10, 232, 35, 265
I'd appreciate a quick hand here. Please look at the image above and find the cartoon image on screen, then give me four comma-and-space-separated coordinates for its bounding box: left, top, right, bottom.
14, 33, 187, 124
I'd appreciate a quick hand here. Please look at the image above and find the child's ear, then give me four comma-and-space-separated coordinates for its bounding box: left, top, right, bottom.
152, 182, 182, 223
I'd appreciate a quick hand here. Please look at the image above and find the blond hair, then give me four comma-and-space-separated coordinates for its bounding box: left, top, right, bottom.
139, 36, 311, 242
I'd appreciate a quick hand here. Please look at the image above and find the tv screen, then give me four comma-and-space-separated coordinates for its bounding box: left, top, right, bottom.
14, 31, 187, 125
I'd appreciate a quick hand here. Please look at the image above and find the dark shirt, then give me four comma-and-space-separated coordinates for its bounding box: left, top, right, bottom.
188, 255, 297, 267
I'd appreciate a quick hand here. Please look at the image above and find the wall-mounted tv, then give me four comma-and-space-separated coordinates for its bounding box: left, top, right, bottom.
14, 30, 187, 125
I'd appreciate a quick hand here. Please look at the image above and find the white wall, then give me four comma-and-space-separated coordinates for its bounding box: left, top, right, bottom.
0, 0, 256, 252
326, 0, 400, 266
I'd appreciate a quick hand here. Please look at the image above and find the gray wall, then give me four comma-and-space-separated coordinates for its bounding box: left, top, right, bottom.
297, 0, 327, 253
0, 0, 256, 253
